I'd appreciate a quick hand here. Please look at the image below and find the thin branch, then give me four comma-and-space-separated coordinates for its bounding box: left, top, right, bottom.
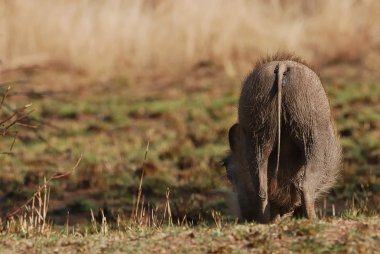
3, 103, 63, 132
0, 152, 14, 156
0, 86, 11, 111
4, 109, 35, 130
15, 122, 37, 128
0, 110, 18, 126
0, 79, 28, 87
10, 131, 18, 151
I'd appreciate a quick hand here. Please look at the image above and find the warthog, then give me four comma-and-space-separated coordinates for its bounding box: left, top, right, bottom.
224, 54, 341, 223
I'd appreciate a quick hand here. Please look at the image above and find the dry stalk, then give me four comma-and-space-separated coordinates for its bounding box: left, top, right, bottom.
66, 211, 70, 236
100, 209, 108, 235
132, 141, 149, 224
165, 188, 173, 227
211, 209, 222, 229
6, 155, 82, 218
130, 140, 178, 228
90, 209, 98, 233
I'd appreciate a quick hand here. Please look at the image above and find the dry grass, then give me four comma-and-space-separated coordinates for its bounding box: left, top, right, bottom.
1, 0, 380, 79
4, 179, 52, 235
1, 216, 380, 253
1, 140, 175, 235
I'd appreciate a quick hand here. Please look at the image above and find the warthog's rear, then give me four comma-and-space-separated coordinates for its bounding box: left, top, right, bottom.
225, 54, 341, 223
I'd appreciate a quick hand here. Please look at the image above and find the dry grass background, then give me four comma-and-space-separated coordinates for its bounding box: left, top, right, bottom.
1, 0, 380, 79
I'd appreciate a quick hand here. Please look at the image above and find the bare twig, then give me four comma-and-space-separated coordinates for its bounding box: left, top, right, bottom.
0, 152, 14, 156
0, 79, 28, 87
4, 108, 35, 130
15, 122, 37, 128
10, 131, 18, 151
0, 88, 34, 153
0, 110, 19, 126
2, 103, 63, 132
0, 86, 11, 111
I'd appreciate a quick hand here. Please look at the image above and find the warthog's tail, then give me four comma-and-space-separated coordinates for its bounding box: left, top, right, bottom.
271, 63, 287, 193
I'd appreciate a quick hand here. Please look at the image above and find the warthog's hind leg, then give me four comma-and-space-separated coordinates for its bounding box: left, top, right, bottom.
300, 163, 318, 220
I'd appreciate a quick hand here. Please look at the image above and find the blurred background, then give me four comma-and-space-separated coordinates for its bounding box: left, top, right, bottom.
2, 0, 380, 80
0, 0, 379, 224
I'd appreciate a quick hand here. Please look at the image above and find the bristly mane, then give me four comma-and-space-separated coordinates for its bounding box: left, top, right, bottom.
255, 52, 312, 70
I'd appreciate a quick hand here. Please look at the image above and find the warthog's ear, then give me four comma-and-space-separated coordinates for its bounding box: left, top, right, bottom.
228, 123, 241, 152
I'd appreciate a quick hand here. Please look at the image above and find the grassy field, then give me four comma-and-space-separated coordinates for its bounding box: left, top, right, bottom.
1, 0, 380, 253
1, 217, 380, 253
0, 63, 379, 252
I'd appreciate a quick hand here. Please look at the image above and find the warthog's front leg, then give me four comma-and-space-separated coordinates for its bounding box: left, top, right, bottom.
258, 157, 270, 223
250, 142, 273, 224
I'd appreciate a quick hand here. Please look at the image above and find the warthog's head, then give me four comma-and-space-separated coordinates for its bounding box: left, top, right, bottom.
223, 123, 265, 222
